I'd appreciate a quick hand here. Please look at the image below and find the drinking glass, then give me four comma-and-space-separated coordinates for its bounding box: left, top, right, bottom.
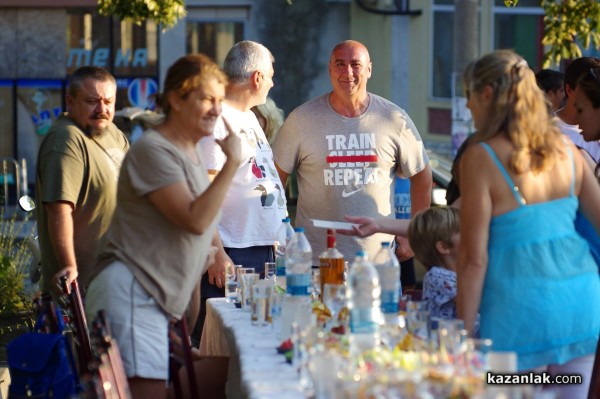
466, 338, 493, 378
264, 262, 277, 281
438, 319, 467, 356
240, 273, 259, 310
270, 290, 285, 334
406, 301, 430, 343
225, 264, 240, 302
251, 280, 272, 326
322, 283, 346, 331
311, 268, 321, 301
236, 267, 255, 307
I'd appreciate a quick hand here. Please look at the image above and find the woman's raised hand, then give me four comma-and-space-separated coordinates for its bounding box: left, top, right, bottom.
215, 118, 243, 167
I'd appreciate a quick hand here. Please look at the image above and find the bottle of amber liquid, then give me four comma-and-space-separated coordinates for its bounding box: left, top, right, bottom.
319, 229, 345, 298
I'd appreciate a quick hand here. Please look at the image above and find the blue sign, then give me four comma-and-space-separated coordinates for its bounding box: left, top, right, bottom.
394, 177, 411, 219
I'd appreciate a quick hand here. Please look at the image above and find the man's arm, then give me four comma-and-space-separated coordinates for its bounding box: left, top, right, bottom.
275, 162, 289, 187
45, 201, 78, 292
408, 164, 433, 215
393, 164, 432, 260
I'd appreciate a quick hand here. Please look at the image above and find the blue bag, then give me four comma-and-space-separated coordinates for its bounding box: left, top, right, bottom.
6, 307, 80, 398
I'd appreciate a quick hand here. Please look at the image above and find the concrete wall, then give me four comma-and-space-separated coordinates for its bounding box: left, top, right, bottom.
0, 9, 67, 78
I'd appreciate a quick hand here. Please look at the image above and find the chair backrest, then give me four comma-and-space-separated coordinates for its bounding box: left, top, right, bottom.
169, 318, 199, 399
82, 310, 132, 399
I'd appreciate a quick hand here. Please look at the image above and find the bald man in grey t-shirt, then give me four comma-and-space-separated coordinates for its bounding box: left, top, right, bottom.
273, 40, 432, 264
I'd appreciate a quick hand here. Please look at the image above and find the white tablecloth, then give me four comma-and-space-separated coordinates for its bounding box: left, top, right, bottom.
199, 298, 306, 399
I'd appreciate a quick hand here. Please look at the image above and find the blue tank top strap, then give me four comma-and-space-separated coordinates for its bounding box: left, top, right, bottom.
479, 142, 525, 206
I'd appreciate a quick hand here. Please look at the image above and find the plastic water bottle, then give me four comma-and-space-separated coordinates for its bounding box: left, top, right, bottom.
347, 250, 381, 354
285, 227, 312, 296
280, 227, 313, 339
275, 217, 294, 290
373, 241, 401, 323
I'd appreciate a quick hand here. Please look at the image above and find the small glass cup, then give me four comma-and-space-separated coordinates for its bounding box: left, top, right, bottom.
322, 283, 346, 331
251, 280, 272, 326
270, 289, 285, 333
241, 273, 259, 310
236, 267, 255, 307
311, 267, 321, 301
264, 262, 277, 281
225, 264, 240, 302
406, 301, 430, 343
466, 338, 493, 378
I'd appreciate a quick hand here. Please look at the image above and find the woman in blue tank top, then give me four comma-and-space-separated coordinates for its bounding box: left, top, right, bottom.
457, 50, 600, 398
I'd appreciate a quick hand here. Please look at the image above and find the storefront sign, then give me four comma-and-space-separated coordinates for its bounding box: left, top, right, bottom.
67, 48, 148, 69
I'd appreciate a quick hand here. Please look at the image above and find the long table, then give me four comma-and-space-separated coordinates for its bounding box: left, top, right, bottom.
199, 298, 306, 399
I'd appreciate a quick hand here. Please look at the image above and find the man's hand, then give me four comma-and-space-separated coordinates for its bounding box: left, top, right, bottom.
394, 235, 414, 262
52, 265, 78, 294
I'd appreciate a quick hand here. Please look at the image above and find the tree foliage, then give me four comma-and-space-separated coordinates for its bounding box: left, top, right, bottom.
506, 0, 600, 67
540, 0, 600, 68
97, 0, 186, 31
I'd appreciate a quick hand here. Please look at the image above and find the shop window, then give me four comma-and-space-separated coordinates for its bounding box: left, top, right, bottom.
16, 80, 64, 185
112, 19, 158, 77
66, 11, 111, 75
66, 10, 159, 110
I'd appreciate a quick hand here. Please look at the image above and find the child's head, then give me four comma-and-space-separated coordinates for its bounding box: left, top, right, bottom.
408, 206, 460, 270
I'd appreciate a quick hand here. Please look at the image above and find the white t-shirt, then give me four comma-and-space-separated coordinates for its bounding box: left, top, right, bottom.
198, 103, 287, 247
556, 118, 600, 163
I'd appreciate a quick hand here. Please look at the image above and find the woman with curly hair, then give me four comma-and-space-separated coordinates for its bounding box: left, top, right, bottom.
457, 50, 600, 397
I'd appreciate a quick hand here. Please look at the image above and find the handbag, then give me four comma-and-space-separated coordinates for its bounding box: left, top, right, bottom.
6, 303, 80, 399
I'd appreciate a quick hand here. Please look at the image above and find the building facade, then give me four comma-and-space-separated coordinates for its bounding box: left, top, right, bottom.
0, 0, 557, 197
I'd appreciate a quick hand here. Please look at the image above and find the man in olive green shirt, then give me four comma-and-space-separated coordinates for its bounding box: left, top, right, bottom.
35, 66, 129, 295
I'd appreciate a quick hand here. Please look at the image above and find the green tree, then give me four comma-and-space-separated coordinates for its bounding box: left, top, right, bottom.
97, 0, 186, 31
506, 0, 600, 67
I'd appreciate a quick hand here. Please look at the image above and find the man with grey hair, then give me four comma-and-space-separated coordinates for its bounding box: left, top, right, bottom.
36, 65, 129, 296
194, 41, 286, 343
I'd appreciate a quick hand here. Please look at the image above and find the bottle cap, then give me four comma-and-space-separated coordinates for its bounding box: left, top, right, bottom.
381, 242, 391, 247
282, 217, 290, 223
295, 227, 304, 233
356, 250, 366, 257
327, 229, 336, 248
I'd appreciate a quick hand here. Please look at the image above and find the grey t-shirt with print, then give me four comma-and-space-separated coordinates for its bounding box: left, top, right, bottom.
273, 93, 428, 263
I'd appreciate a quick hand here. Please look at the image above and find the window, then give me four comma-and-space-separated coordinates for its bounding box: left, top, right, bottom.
186, 22, 244, 66
492, 0, 544, 71
185, 7, 248, 67
431, 0, 480, 100
112, 19, 158, 77
431, 4, 454, 99
66, 10, 159, 109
